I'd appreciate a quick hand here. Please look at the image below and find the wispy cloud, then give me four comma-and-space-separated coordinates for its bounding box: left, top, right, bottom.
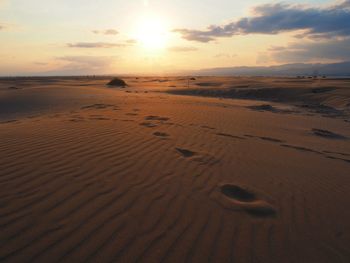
174, 1, 350, 42
67, 42, 129, 48
50, 56, 117, 75
92, 29, 118, 35
57, 55, 114, 66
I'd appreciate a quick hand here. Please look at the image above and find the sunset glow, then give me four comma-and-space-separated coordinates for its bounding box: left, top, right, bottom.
135, 15, 169, 50
0, 0, 349, 75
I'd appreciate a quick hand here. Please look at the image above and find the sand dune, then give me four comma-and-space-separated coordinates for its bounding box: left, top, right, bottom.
167, 77, 350, 119
0, 77, 350, 262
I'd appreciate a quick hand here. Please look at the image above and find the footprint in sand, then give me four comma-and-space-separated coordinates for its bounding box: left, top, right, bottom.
140, 122, 158, 128
219, 184, 276, 218
221, 185, 256, 202
145, 116, 170, 121
176, 148, 196, 158
140, 116, 171, 128
153, 132, 170, 138
176, 148, 219, 165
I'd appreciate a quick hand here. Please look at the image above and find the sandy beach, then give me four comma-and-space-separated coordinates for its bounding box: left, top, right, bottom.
0, 76, 350, 262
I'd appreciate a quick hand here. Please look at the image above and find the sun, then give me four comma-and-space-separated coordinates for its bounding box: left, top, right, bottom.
135, 15, 169, 50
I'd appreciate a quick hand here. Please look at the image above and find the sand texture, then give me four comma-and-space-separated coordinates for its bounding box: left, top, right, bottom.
0, 76, 350, 262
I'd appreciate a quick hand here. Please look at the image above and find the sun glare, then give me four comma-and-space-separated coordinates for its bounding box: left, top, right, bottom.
135, 15, 169, 50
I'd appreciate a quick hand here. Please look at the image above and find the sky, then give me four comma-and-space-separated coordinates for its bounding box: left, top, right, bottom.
0, 0, 349, 75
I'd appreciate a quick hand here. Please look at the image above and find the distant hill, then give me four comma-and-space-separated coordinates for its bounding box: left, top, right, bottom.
192, 61, 350, 77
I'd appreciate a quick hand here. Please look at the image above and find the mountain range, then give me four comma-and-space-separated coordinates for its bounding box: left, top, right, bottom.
191, 61, 350, 77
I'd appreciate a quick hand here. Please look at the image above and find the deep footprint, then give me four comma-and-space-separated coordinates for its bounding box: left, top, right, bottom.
220, 185, 256, 202
176, 148, 196, 158
220, 184, 276, 218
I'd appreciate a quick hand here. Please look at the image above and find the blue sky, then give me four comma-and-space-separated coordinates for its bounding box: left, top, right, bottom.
0, 0, 348, 75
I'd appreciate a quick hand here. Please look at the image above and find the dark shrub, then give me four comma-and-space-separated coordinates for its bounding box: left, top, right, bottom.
107, 77, 127, 87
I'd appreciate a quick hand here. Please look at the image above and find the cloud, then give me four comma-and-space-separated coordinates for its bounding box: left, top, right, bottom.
172, 29, 215, 43
270, 38, 350, 62
67, 42, 127, 48
174, 1, 350, 42
168, 46, 198, 52
51, 56, 116, 75
92, 29, 118, 35
214, 53, 237, 59
58, 55, 114, 66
